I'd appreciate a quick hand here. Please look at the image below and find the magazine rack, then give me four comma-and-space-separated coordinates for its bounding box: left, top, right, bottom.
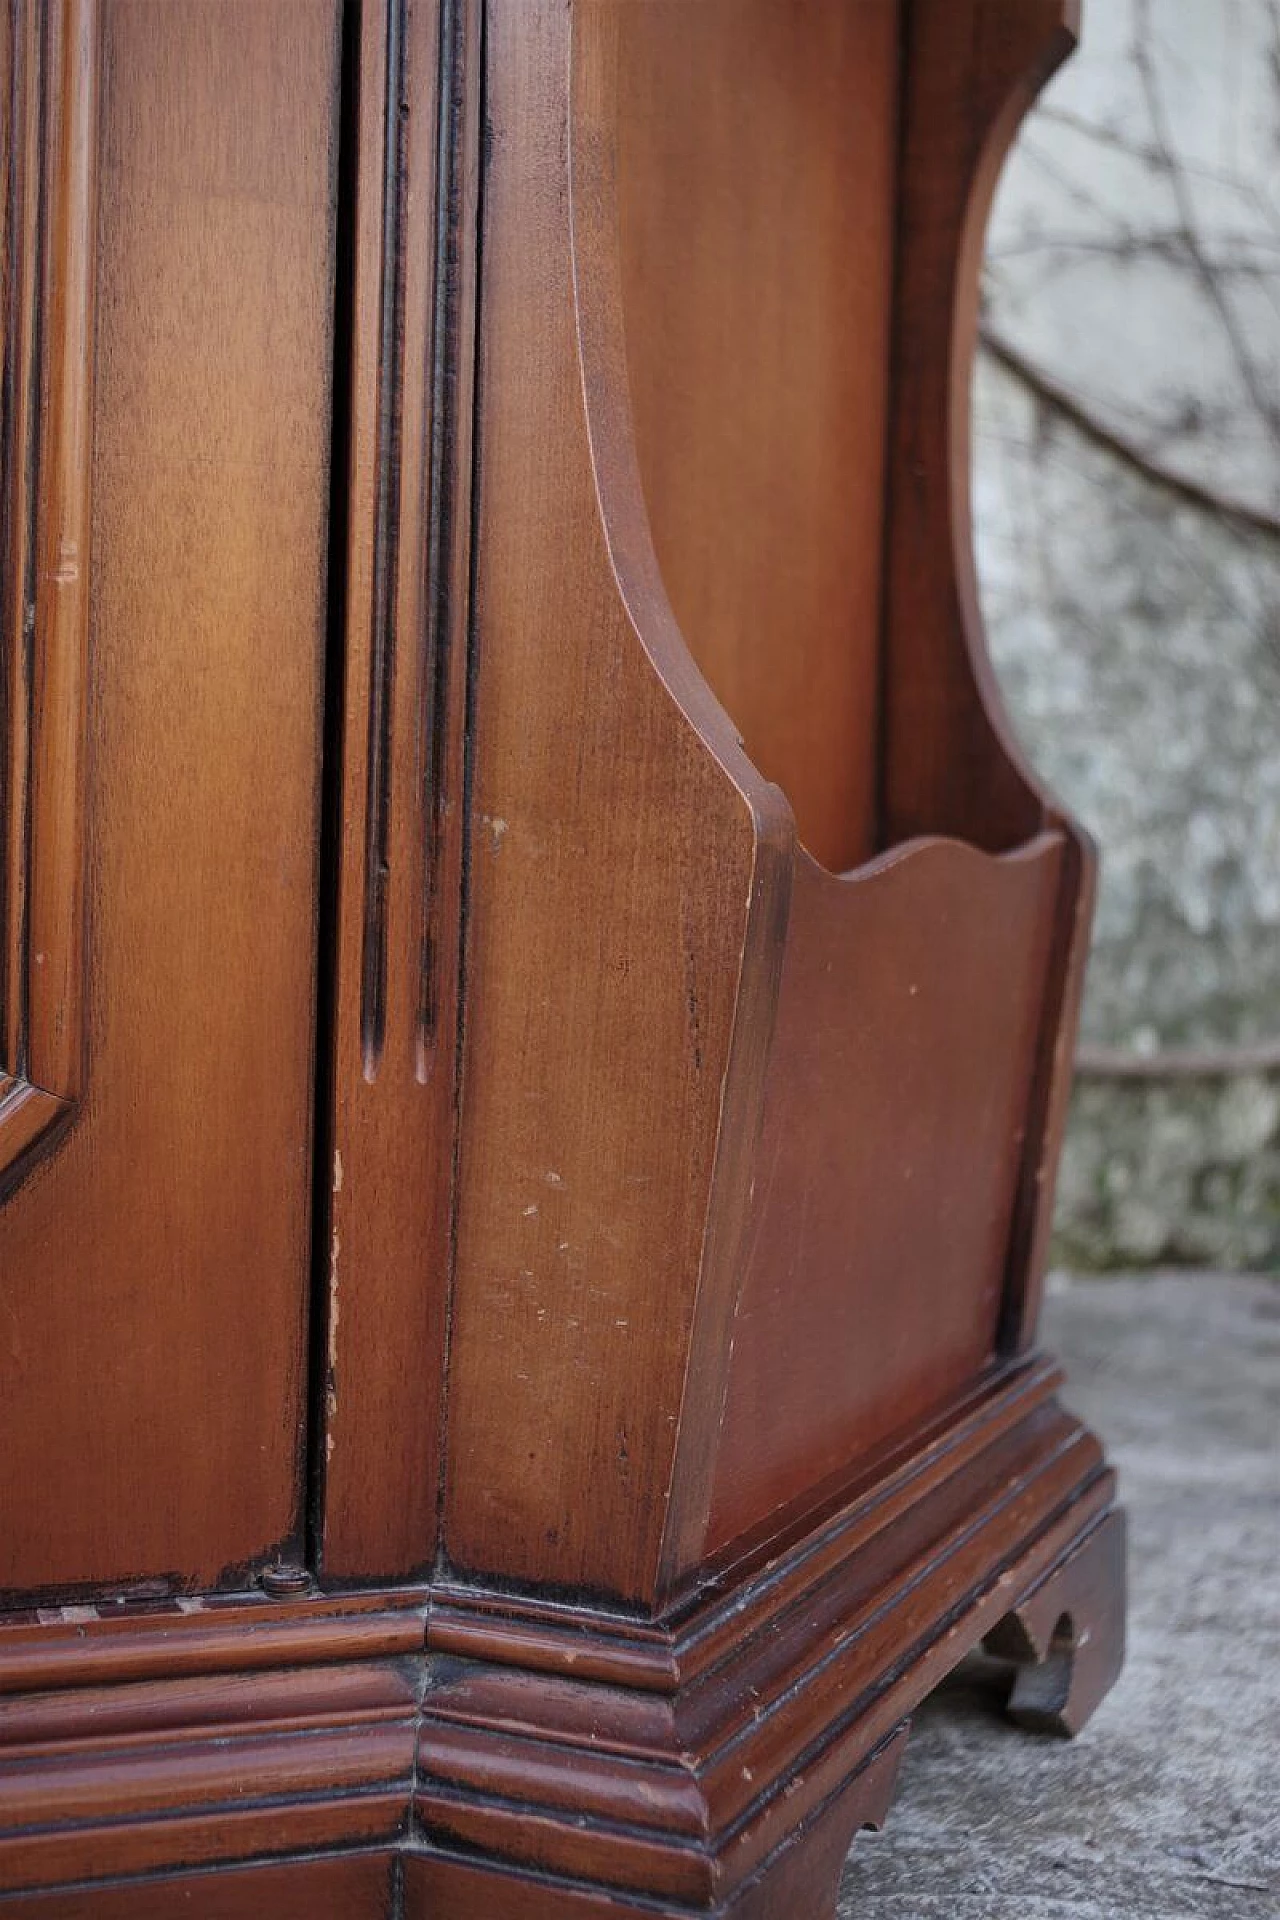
0, 1, 1122, 1913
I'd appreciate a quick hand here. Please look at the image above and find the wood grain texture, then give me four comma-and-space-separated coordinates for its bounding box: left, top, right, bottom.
880, 0, 1095, 1352
0, 1366, 1122, 1905
882, 0, 1082, 854
0, 1590, 426, 1694
441, 0, 792, 1608
0, 1083, 63, 1190
0, 1854, 396, 1920
615, 0, 900, 874
986, 1506, 1127, 1736
417, 1379, 1118, 1911
404, 1731, 903, 1918
22, 0, 94, 1101
0, 0, 342, 1598
0, 1617, 418, 1892
426, 1357, 1062, 1690
317, 0, 482, 1584
441, 0, 1100, 1611
0, 1, 1125, 1907
0, 0, 97, 1191
706, 833, 1065, 1551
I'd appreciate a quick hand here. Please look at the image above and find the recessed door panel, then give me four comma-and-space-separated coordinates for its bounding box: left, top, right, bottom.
0, 0, 342, 1598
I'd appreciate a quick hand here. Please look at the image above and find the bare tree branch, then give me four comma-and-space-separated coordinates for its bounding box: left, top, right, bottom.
1077, 1040, 1280, 1079
988, 230, 1280, 270
1133, 0, 1280, 450
1037, 100, 1278, 210
979, 324, 1280, 539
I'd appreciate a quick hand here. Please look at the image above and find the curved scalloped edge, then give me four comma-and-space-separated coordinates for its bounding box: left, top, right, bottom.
877, 1, 1097, 1358
823, 823, 1066, 889
884, 0, 1087, 855
945, 0, 1084, 831
570, 0, 1089, 887
561, 2, 1101, 1590
983, 1507, 1127, 1737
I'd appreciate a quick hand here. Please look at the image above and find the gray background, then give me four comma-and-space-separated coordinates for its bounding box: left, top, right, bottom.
975, 0, 1280, 1268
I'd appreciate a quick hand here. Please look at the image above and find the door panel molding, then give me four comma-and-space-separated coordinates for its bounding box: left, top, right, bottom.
0, 0, 98, 1193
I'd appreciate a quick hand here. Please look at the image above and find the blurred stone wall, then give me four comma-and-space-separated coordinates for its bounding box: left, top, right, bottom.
977, 0, 1280, 1267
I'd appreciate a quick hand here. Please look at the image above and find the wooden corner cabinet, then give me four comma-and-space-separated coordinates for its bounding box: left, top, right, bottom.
0, 1, 1124, 1913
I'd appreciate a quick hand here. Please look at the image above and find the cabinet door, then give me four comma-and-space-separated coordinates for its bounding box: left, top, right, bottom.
0, 0, 342, 1598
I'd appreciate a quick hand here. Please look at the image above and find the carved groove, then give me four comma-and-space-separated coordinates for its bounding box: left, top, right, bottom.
417, 0, 472, 1078
317, 0, 481, 1579
358, 0, 408, 1080
359, 0, 471, 1086
0, 0, 96, 1191
1, 0, 40, 1080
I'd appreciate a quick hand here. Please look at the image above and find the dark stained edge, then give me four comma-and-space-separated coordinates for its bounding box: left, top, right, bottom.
358, 0, 408, 1080
307, 0, 367, 1575
431, 0, 485, 1563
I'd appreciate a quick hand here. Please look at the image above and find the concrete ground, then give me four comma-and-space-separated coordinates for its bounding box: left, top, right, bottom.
838, 1273, 1280, 1918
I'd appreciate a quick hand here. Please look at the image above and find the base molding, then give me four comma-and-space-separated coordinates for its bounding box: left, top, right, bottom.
417, 1371, 1122, 1912
405, 1732, 906, 1920
0, 1367, 1124, 1914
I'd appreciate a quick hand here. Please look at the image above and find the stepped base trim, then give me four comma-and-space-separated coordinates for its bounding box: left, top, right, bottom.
0, 1365, 1124, 1910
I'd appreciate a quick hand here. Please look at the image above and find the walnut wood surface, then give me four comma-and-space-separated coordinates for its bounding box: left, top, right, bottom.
0, 1858, 397, 1920
706, 833, 1066, 1550
0, 0, 1123, 1910
883, 0, 1082, 854
442, 0, 1098, 1618
615, 0, 899, 874
405, 1729, 906, 1919
0, 0, 96, 1190
882, 0, 1095, 1357
442, 0, 791, 1607
0, 1367, 1119, 1909
987, 1504, 1127, 1736
317, 0, 481, 1584
0, 0, 342, 1597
